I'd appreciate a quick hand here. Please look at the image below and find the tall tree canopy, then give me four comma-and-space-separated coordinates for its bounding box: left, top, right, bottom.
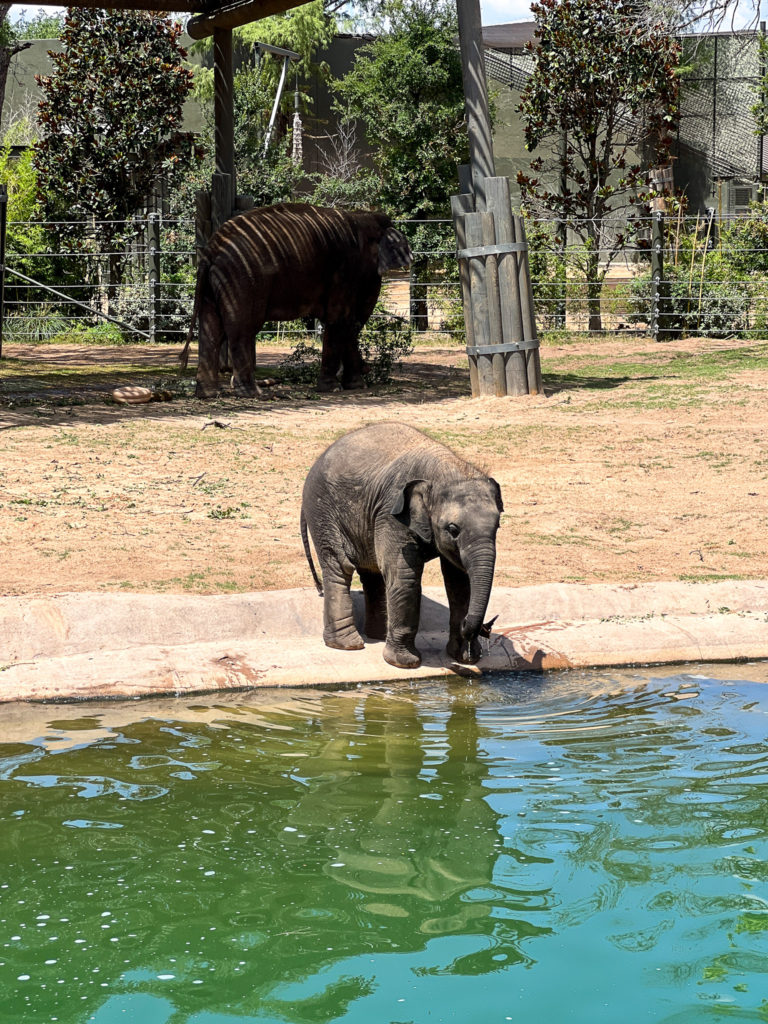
333, 0, 467, 221
35, 8, 202, 233
518, 0, 680, 330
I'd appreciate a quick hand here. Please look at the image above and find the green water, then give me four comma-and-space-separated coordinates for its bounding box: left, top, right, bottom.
2, 667, 768, 1024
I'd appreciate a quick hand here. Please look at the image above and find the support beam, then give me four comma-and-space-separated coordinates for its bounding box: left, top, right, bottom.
213, 26, 235, 215
187, 0, 307, 39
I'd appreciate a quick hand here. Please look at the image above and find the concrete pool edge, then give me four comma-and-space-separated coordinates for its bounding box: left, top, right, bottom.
1, 580, 767, 703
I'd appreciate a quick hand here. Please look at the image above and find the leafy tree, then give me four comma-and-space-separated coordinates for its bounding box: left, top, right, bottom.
34, 8, 203, 306
12, 8, 65, 39
518, 0, 679, 331
332, 0, 469, 328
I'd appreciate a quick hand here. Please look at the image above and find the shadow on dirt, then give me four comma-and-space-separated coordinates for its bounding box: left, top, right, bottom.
543, 372, 662, 394
0, 344, 472, 431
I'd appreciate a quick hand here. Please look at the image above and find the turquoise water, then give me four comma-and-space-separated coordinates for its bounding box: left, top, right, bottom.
1, 666, 768, 1023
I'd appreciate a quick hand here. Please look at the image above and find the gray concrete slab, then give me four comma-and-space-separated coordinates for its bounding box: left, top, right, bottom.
1, 581, 767, 703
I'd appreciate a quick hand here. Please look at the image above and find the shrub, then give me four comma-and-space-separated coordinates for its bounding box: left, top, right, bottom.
280, 305, 414, 386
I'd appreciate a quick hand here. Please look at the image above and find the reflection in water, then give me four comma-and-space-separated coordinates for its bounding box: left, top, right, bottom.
0, 669, 767, 1022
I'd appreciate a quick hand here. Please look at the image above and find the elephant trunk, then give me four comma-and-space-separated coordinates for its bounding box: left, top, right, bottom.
459, 545, 497, 662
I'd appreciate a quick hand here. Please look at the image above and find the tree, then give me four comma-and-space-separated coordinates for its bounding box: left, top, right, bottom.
34, 8, 203, 306
332, 0, 469, 329
517, 0, 680, 331
0, 6, 31, 132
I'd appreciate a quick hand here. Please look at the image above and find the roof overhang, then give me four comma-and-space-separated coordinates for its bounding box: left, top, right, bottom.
22, 0, 308, 39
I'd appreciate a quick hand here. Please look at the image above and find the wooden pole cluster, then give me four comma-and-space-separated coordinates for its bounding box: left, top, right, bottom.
451, 175, 542, 396
453, 0, 542, 397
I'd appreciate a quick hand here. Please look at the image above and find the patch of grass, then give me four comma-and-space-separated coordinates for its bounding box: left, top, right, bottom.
678, 572, 746, 583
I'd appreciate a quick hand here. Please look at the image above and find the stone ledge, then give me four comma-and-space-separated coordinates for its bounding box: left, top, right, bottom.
1, 581, 767, 703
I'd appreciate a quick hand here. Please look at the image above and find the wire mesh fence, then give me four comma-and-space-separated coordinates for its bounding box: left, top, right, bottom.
2, 210, 768, 345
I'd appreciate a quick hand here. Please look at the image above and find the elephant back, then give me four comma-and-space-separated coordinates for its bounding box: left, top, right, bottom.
205, 202, 390, 274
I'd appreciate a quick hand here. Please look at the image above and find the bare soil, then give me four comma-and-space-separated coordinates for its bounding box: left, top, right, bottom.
1, 334, 766, 598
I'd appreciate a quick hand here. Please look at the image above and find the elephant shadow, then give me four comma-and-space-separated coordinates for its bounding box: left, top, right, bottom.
349, 590, 458, 670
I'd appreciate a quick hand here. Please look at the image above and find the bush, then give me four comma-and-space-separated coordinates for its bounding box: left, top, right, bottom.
627, 253, 751, 338
280, 306, 414, 386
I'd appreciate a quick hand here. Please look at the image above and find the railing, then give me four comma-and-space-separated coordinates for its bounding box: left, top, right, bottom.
1, 202, 767, 347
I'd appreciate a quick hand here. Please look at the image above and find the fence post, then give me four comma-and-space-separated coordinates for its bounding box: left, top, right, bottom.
650, 210, 667, 341
0, 185, 6, 358
147, 211, 161, 344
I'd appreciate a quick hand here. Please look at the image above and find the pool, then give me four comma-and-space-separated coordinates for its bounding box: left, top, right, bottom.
2, 664, 768, 1023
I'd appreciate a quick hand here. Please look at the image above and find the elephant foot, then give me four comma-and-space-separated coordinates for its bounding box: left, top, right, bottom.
446, 636, 481, 665
341, 376, 366, 391
231, 380, 261, 398
317, 376, 341, 393
383, 641, 421, 670
323, 628, 365, 652
195, 380, 220, 399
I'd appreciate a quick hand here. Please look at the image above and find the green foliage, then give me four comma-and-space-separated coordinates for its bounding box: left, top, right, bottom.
34, 9, 203, 242
518, 0, 680, 327
12, 8, 64, 39
332, 0, 468, 221
358, 307, 414, 383
280, 306, 413, 386
720, 205, 768, 274
628, 253, 750, 338
237, 0, 335, 90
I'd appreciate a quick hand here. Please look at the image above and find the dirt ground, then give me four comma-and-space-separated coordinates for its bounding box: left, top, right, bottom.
0, 334, 766, 599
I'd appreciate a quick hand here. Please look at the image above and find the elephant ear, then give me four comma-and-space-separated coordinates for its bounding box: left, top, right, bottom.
489, 477, 504, 513
378, 227, 413, 274
390, 479, 433, 544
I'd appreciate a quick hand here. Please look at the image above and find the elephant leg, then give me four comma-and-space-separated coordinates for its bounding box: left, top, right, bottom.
440, 556, 477, 662
321, 558, 365, 652
195, 297, 223, 399
382, 560, 424, 669
359, 569, 387, 641
338, 326, 365, 390
229, 327, 258, 397
318, 324, 342, 393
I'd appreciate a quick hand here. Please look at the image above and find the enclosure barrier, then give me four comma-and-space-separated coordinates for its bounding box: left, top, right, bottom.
451, 175, 542, 396
1, 208, 768, 347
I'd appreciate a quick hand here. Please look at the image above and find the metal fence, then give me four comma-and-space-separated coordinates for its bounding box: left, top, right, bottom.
1, 207, 767, 346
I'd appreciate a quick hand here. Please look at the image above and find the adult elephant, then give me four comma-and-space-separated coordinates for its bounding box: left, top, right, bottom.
301, 423, 503, 670
180, 202, 412, 397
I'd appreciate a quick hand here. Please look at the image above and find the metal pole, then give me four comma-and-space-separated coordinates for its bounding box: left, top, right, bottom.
264, 55, 290, 153
148, 211, 161, 344
455, 0, 495, 207
0, 185, 6, 358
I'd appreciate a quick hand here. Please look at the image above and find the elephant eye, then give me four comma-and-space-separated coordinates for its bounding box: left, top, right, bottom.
445, 523, 460, 538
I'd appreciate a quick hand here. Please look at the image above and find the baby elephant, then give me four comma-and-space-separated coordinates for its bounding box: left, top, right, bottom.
300, 423, 503, 669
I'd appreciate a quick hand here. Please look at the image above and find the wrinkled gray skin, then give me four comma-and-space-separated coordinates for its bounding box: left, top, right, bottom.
301, 423, 503, 669
180, 202, 412, 398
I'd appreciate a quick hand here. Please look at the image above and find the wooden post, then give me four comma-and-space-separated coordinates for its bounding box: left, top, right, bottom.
213, 27, 235, 213
464, 212, 495, 394
451, 193, 478, 396
515, 214, 542, 394
484, 177, 528, 396
455, 0, 495, 207
195, 190, 212, 256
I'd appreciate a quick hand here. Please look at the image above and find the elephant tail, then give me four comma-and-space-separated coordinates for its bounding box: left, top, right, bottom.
179, 255, 210, 370
300, 509, 324, 596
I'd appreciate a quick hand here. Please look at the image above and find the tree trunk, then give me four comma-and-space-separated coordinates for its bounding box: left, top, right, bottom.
585, 248, 603, 333
0, 8, 31, 132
